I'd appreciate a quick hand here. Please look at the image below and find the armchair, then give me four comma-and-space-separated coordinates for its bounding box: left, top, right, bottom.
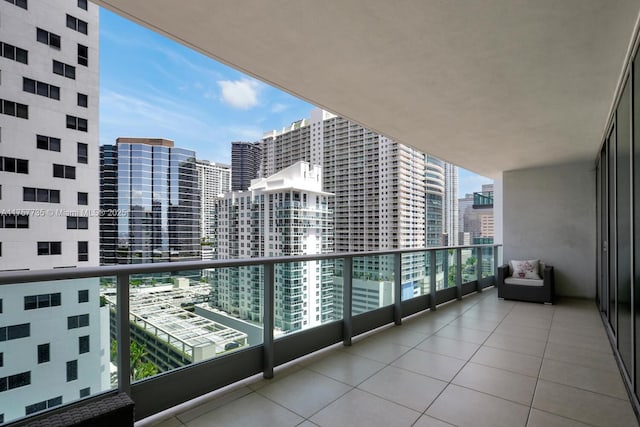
497, 260, 554, 304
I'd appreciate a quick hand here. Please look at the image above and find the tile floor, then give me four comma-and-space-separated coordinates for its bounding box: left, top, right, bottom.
138, 288, 638, 427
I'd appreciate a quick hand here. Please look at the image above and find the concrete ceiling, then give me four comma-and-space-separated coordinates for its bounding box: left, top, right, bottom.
94, 0, 640, 178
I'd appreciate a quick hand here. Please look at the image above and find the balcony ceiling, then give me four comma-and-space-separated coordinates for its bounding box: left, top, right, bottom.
94, 0, 640, 178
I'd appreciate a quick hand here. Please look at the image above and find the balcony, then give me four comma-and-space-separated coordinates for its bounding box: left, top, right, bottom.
1, 245, 507, 425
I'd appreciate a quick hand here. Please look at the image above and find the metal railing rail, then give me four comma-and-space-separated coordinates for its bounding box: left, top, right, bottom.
0, 244, 500, 423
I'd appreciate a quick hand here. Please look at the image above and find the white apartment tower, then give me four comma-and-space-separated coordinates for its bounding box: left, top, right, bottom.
196, 159, 231, 240
211, 162, 334, 333
261, 108, 435, 310
444, 163, 459, 246
0, 1, 108, 424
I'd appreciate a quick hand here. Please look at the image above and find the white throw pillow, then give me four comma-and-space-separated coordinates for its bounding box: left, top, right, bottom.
511, 260, 541, 280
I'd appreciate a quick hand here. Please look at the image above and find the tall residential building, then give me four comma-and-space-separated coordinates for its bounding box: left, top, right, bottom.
231, 141, 261, 191
443, 163, 459, 246
425, 155, 445, 247
196, 159, 231, 240
0, 1, 108, 423
99, 138, 200, 270
211, 162, 334, 332
458, 183, 494, 244
260, 108, 443, 309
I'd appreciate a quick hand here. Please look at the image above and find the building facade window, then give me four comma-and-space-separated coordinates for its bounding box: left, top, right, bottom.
78, 241, 88, 262
78, 192, 88, 205
77, 44, 88, 66
66, 216, 88, 229
0, 99, 28, 119
25, 396, 61, 415
36, 134, 61, 151
36, 28, 60, 49
66, 360, 78, 381
53, 163, 76, 179
0, 214, 28, 228
37, 343, 49, 363
0, 41, 28, 64
24, 293, 60, 310
1, 156, 28, 173
0, 323, 30, 341
67, 314, 89, 329
66, 14, 88, 34
78, 335, 89, 354
79, 387, 90, 398
66, 115, 87, 132
77, 92, 87, 107
23, 187, 59, 203
52, 60, 75, 79
77, 142, 88, 163
78, 289, 88, 303
77, 0, 87, 10
5, 0, 27, 10
23, 78, 59, 100
37, 241, 61, 256
0, 371, 30, 393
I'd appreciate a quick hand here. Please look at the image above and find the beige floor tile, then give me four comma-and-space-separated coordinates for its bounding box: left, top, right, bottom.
494, 323, 550, 341
183, 392, 303, 427
255, 368, 351, 417
358, 365, 447, 412
373, 327, 431, 347
391, 349, 465, 382
342, 335, 412, 364
547, 328, 611, 354
176, 386, 253, 423
309, 388, 421, 427
526, 409, 592, 427
532, 380, 638, 427
471, 345, 542, 377
543, 341, 618, 372
452, 362, 537, 405
304, 350, 386, 386
447, 316, 501, 332
485, 332, 547, 357
539, 358, 628, 399
296, 421, 319, 427
141, 416, 185, 427
426, 384, 530, 427
416, 335, 481, 360
461, 308, 508, 323
413, 415, 456, 426
435, 324, 492, 344
503, 314, 553, 330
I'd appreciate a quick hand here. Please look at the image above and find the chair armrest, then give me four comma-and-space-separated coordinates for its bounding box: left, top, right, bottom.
543, 265, 555, 303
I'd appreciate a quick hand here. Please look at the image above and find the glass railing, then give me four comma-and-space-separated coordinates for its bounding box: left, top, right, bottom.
0, 244, 499, 424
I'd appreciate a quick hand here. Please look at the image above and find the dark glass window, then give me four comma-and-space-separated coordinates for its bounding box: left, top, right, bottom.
37, 242, 61, 255
77, 93, 87, 107
36, 135, 61, 152
79, 335, 89, 354
78, 44, 88, 66
78, 289, 89, 303
79, 387, 90, 398
53, 164, 76, 179
66, 360, 78, 381
36, 28, 60, 48
78, 241, 88, 262
77, 142, 88, 163
77, 0, 87, 10
37, 343, 50, 363
78, 192, 88, 205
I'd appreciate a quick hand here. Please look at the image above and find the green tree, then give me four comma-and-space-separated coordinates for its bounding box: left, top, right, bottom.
110, 340, 159, 381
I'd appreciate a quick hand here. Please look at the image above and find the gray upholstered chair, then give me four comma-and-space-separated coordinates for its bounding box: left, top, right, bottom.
497, 260, 554, 304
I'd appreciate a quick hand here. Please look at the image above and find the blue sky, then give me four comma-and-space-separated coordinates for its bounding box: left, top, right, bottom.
99, 9, 491, 197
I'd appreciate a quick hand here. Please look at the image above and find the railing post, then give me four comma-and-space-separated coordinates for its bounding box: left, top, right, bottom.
476, 247, 483, 292
263, 263, 275, 379
456, 248, 463, 300
116, 273, 131, 395
430, 250, 437, 310
394, 252, 402, 326
343, 257, 353, 346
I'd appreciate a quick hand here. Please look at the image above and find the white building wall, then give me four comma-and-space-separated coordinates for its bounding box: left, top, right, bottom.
0, 1, 106, 422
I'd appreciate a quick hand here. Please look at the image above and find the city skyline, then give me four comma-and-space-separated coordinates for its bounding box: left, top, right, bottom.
98, 7, 491, 198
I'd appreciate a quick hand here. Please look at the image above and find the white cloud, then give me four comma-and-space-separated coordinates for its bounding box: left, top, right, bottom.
271, 103, 288, 113
217, 78, 260, 109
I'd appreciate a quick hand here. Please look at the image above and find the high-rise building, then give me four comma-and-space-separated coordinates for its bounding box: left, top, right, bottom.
99, 138, 200, 270
260, 108, 443, 309
443, 163, 459, 246
425, 155, 445, 247
231, 141, 261, 191
458, 183, 494, 244
0, 1, 109, 423
211, 162, 334, 332
196, 159, 231, 240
